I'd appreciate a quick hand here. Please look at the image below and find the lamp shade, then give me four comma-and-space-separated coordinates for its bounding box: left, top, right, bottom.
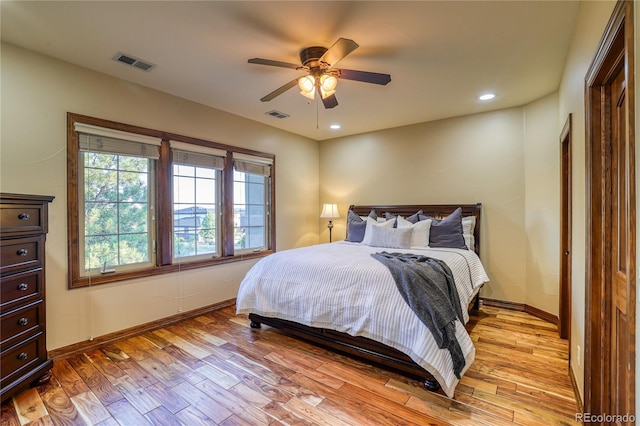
320, 74, 338, 99
320, 203, 340, 219
298, 75, 316, 99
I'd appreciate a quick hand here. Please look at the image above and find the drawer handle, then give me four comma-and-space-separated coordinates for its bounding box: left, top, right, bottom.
18, 283, 29, 291
18, 318, 29, 326
17, 352, 28, 361
18, 213, 30, 220
17, 248, 28, 256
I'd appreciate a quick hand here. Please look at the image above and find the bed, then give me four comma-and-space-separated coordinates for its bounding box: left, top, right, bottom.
236, 204, 488, 397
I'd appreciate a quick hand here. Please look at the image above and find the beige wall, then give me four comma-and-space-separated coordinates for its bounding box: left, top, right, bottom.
557, 0, 617, 401
320, 107, 530, 304
523, 92, 560, 316
0, 43, 320, 349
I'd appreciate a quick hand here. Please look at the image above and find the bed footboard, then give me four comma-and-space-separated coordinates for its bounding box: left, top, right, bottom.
248, 313, 441, 391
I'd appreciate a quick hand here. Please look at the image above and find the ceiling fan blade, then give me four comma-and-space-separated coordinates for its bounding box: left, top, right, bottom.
335, 68, 391, 85
321, 94, 338, 109
260, 78, 299, 102
320, 38, 359, 67
248, 58, 300, 70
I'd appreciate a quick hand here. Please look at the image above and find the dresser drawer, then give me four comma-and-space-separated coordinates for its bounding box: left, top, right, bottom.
1, 302, 43, 349
1, 333, 45, 387
0, 205, 44, 235
1, 269, 42, 308
0, 236, 44, 275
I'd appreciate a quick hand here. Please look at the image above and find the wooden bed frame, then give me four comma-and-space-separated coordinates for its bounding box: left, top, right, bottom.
248, 203, 482, 391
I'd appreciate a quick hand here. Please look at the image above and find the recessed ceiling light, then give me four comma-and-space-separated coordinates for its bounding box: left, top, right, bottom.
330, 124, 341, 130
478, 93, 496, 101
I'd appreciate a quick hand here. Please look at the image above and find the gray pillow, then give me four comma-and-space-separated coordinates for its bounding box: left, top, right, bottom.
346, 209, 376, 242
384, 212, 398, 227
406, 210, 423, 224
427, 207, 467, 249
368, 226, 412, 249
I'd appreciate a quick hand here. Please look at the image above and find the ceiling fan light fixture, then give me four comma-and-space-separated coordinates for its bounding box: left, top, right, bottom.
320, 74, 338, 99
299, 75, 316, 99
249, 38, 390, 108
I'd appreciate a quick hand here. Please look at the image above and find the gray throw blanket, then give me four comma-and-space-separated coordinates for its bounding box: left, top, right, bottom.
371, 251, 466, 378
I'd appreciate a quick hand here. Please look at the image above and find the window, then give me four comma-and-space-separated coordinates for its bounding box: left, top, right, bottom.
171, 141, 225, 261
67, 113, 275, 288
77, 123, 160, 277
233, 156, 272, 252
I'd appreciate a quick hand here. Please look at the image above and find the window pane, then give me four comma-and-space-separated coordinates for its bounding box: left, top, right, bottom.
119, 171, 148, 202
85, 202, 117, 236
85, 167, 118, 202
119, 156, 148, 173
196, 179, 216, 204
234, 171, 267, 251
174, 232, 196, 257
173, 163, 219, 260
85, 152, 117, 170
198, 207, 216, 255
246, 225, 265, 248
174, 176, 196, 204
174, 164, 195, 177
85, 235, 118, 270
120, 233, 149, 264
81, 153, 152, 275
196, 167, 216, 179
119, 202, 148, 234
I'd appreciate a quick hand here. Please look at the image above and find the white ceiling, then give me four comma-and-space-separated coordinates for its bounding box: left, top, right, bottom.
1, 1, 580, 141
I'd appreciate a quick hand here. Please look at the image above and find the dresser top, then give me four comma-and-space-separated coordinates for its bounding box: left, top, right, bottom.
0, 193, 55, 203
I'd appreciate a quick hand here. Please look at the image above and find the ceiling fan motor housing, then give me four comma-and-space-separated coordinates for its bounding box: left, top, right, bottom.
300, 46, 329, 71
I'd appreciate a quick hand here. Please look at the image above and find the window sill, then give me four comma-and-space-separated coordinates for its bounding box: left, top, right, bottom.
69, 250, 273, 289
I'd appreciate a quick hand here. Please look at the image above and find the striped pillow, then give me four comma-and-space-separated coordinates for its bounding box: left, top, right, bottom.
368, 226, 413, 249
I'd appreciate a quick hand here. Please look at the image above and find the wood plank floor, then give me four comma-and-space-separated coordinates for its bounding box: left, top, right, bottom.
1, 306, 580, 425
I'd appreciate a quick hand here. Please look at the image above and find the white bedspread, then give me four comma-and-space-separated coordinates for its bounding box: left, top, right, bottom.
236, 241, 489, 397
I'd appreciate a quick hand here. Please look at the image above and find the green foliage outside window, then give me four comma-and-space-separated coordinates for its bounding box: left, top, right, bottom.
83, 152, 151, 271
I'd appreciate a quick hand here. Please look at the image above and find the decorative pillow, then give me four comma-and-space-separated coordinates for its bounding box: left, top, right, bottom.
396, 216, 432, 247
362, 217, 395, 245
395, 215, 412, 228
428, 207, 467, 249
406, 210, 424, 224
462, 215, 476, 252
384, 212, 399, 227
346, 210, 376, 243
359, 209, 378, 222
368, 226, 412, 249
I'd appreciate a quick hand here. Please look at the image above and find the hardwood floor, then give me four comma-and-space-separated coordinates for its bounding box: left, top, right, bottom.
1, 306, 579, 425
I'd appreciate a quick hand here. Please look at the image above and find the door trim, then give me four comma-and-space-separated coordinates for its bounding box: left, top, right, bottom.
559, 114, 572, 342
584, 0, 635, 416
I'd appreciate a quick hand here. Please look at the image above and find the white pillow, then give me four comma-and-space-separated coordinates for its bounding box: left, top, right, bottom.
397, 216, 432, 247
362, 217, 395, 245
462, 216, 476, 251
368, 226, 412, 249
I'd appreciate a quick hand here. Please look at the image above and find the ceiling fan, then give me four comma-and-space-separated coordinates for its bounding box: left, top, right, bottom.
248, 38, 391, 109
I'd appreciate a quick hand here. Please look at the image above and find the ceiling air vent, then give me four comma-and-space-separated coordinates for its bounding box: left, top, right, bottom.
113, 52, 155, 72
265, 110, 289, 119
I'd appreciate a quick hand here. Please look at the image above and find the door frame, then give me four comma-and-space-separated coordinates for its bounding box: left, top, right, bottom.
584, 0, 635, 416
559, 114, 572, 342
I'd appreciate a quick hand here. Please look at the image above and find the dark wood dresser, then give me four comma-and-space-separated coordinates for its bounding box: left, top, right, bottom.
1, 193, 54, 403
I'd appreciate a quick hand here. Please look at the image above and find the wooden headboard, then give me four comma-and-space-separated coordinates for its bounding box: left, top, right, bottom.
349, 203, 482, 257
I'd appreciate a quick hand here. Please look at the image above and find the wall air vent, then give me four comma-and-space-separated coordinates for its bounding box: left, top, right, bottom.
113, 52, 155, 72
265, 110, 289, 119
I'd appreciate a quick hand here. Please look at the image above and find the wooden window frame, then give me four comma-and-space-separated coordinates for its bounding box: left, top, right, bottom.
67, 112, 276, 289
